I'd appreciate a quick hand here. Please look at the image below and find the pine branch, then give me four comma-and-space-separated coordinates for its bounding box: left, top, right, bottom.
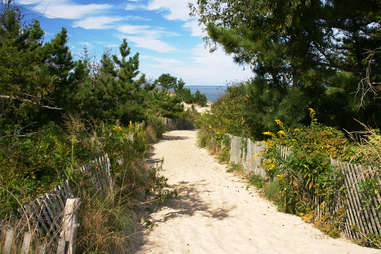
0, 95, 63, 110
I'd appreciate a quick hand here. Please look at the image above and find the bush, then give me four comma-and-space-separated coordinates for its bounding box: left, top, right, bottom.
262, 112, 347, 215
264, 179, 281, 208
247, 174, 264, 189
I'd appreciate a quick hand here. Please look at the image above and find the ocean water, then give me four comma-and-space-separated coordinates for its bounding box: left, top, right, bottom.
185, 85, 227, 103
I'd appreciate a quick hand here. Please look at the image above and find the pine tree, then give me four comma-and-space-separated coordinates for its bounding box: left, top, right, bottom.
191, 0, 381, 130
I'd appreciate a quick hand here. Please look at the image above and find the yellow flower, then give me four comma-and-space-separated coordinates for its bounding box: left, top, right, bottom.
294, 128, 300, 132
268, 164, 275, 170
292, 139, 297, 142
263, 131, 274, 136
308, 108, 316, 117
129, 120, 133, 128
113, 125, 122, 131
252, 153, 260, 158
276, 174, 283, 179
275, 119, 284, 128
278, 130, 286, 136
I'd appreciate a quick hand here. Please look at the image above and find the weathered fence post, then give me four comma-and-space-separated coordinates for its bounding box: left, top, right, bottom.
21, 231, 32, 254
57, 198, 81, 254
4, 227, 14, 254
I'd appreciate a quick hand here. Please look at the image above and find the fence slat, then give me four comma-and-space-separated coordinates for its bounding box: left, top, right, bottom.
44, 194, 59, 222
24, 204, 40, 235
41, 197, 58, 237
348, 162, 372, 235
21, 231, 32, 254
53, 187, 66, 211
38, 244, 47, 254
332, 159, 357, 239
57, 198, 81, 254
341, 161, 364, 236
30, 200, 51, 236
355, 164, 378, 236
37, 198, 55, 236
4, 228, 15, 254
342, 165, 361, 239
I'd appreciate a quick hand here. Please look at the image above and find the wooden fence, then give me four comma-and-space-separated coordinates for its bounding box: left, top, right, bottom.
277, 143, 381, 242
162, 117, 195, 130
228, 134, 380, 243
329, 159, 381, 241
0, 154, 111, 254
78, 154, 112, 192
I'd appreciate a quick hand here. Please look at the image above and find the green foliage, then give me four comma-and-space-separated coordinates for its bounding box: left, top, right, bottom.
153, 73, 208, 106
262, 114, 347, 214
247, 174, 264, 189
76, 40, 148, 124
193, 90, 208, 106
0, 5, 87, 133
0, 3, 196, 252
191, 0, 381, 132
74, 123, 174, 253
263, 179, 282, 207
227, 163, 242, 173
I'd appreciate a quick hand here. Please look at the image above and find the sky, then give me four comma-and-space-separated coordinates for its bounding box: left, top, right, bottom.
14, 0, 253, 86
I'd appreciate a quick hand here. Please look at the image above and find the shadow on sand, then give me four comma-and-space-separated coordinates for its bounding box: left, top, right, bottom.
160, 134, 190, 141
150, 180, 234, 223
131, 179, 235, 252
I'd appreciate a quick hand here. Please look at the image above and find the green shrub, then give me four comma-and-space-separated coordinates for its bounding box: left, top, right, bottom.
247, 174, 264, 189
264, 179, 282, 208
262, 112, 347, 215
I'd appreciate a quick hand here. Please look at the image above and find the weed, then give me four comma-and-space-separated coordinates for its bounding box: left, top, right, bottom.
247, 174, 264, 189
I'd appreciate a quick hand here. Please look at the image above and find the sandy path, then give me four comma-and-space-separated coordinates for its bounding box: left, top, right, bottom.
136, 130, 379, 254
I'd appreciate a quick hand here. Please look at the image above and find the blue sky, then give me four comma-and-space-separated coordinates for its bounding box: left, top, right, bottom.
15, 0, 253, 86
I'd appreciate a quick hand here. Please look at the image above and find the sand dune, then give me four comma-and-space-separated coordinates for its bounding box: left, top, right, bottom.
135, 130, 380, 254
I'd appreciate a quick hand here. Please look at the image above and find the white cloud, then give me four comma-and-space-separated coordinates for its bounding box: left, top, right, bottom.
16, 0, 46, 4
117, 24, 179, 37
17, 0, 111, 19
142, 44, 253, 85
183, 20, 205, 37
116, 24, 179, 53
125, 35, 177, 53
125, 0, 195, 21
125, 15, 151, 21
142, 56, 183, 66
117, 25, 150, 34
125, 4, 146, 10
73, 16, 123, 30
146, 0, 194, 21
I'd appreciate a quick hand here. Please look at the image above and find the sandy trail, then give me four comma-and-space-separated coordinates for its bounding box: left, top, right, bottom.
135, 130, 379, 254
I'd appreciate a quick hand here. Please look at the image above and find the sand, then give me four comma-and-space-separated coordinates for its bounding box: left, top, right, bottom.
135, 130, 380, 254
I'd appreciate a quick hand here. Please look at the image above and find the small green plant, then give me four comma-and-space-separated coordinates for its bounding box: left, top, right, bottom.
247, 174, 264, 189
227, 163, 242, 173
264, 179, 282, 209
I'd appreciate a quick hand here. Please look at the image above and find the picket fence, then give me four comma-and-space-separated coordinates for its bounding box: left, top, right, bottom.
162, 117, 194, 130
228, 134, 381, 243
326, 159, 381, 240
0, 154, 111, 254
